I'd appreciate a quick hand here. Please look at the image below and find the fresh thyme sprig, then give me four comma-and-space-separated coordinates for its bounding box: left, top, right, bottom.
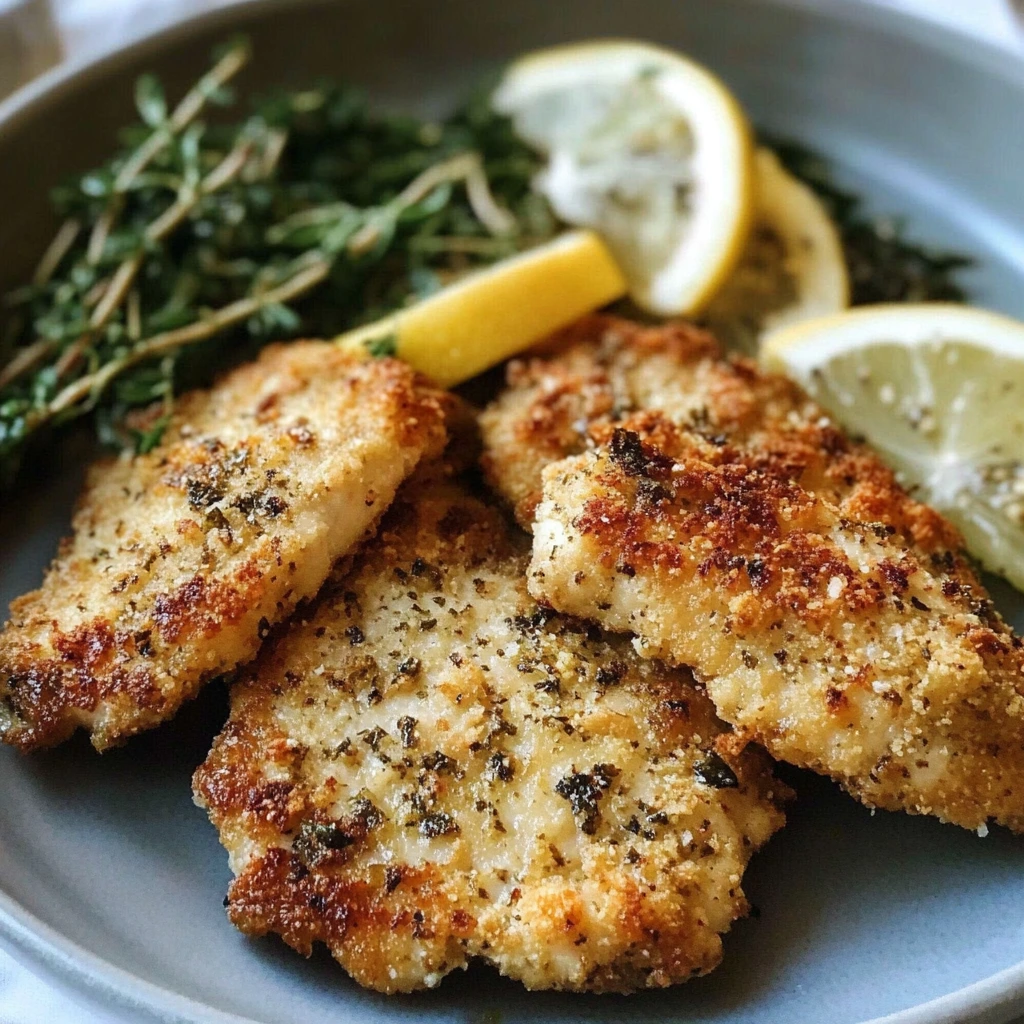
0, 43, 553, 482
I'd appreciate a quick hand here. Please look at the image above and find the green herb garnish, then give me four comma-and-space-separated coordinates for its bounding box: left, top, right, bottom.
0, 40, 553, 483
363, 334, 398, 358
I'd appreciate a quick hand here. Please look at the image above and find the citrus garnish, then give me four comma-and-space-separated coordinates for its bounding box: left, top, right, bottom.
493, 40, 754, 316
335, 229, 626, 387
762, 303, 1024, 590
701, 148, 849, 353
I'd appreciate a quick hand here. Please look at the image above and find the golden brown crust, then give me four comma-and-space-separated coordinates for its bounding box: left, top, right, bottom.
494, 317, 1024, 832
194, 478, 788, 994
480, 315, 809, 527
0, 344, 449, 751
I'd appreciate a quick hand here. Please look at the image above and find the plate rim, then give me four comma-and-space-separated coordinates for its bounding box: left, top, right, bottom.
1, 0, 1023, 1021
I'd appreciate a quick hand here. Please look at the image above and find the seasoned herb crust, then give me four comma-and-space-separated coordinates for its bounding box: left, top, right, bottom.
0, 343, 449, 751
484, 315, 1024, 832
194, 477, 788, 994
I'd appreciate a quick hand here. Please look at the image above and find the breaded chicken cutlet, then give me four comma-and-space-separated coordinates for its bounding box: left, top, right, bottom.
0, 343, 449, 751
194, 475, 788, 994
481, 315, 1024, 833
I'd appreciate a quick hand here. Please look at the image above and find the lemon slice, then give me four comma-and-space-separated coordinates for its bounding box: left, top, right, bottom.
763, 303, 1024, 590
701, 148, 849, 353
335, 229, 626, 388
493, 40, 754, 316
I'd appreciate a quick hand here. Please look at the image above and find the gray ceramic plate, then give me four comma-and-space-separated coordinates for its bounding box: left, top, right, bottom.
2, 1, 1024, 1022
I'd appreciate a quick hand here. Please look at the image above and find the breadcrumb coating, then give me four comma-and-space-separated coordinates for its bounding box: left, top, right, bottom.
194, 476, 787, 993
0, 343, 448, 750
482, 314, 1024, 832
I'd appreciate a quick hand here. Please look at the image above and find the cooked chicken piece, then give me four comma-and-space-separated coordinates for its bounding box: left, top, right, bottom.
480, 314, 800, 527
194, 476, 787, 994
0, 343, 449, 751
483, 316, 1024, 832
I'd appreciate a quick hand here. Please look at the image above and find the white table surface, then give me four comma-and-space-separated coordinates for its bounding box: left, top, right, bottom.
0, 0, 1021, 1021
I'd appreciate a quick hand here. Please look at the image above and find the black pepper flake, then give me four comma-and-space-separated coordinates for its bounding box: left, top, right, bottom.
186, 477, 224, 510
257, 616, 271, 640
397, 715, 418, 748
419, 812, 459, 838
419, 618, 437, 631
486, 752, 514, 782
746, 558, 769, 589
774, 650, 788, 664
513, 608, 553, 633
742, 651, 758, 669
345, 625, 365, 645
231, 491, 288, 522
422, 750, 456, 774
595, 661, 626, 686
409, 557, 442, 587
910, 596, 931, 612
385, 866, 403, 893
397, 657, 421, 677
351, 797, 384, 831
694, 753, 739, 789
360, 726, 387, 751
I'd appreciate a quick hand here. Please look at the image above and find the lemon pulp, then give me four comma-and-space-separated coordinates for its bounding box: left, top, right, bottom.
763, 304, 1024, 591
494, 41, 754, 316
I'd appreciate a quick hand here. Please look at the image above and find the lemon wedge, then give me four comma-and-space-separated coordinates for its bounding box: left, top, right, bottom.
762, 303, 1024, 590
493, 40, 754, 316
335, 229, 626, 388
701, 148, 849, 353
